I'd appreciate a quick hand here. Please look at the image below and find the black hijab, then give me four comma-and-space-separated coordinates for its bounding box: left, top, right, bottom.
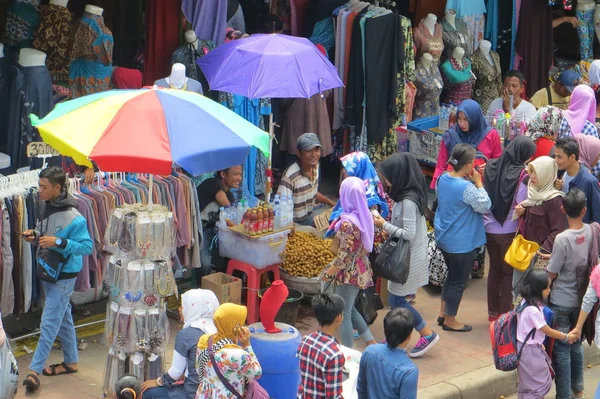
379, 153, 428, 215
484, 136, 536, 225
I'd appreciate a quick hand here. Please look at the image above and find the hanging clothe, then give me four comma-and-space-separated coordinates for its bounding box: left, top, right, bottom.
171, 40, 216, 82
440, 55, 475, 105
3, 0, 39, 49
414, 19, 444, 65
471, 48, 502, 113
182, 0, 228, 46
143, 0, 180, 86
441, 15, 472, 62
69, 11, 114, 99
33, 4, 73, 87
0, 56, 10, 153
413, 59, 443, 120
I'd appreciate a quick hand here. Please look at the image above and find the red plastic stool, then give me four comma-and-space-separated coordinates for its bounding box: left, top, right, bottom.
226, 260, 281, 324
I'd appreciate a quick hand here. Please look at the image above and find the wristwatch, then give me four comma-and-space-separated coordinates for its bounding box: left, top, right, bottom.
55, 237, 67, 249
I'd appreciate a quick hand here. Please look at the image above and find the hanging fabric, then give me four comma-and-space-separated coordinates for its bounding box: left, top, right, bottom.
143, 0, 181, 86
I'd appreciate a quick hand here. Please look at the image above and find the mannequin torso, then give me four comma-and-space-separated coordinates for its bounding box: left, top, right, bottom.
168, 63, 187, 88
578, 0, 595, 11
452, 47, 465, 65
445, 10, 456, 29
424, 14, 437, 36
479, 40, 493, 65
85, 5, 103, 16
50, 0, 68, 7
19, 48, 47, 67
184, 30, 199, 50
414, 53, 443, 119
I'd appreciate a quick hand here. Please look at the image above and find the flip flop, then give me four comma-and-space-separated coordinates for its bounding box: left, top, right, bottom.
23, 373, 40, 391
42, 362, 78, 377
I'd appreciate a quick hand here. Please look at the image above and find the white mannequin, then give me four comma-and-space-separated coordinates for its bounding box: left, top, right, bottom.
445, 9, 456, 29
85, 5, 104, 15
49, 0, 69, 7
424, 14, 437, 36
479, 40, 494, 66
452, 46, 465, 65
19, 48, 47, 67
421, 53, 433, 71
0, 43, 4, 59
167, 63, 187, 88
579, 0, 595, 11
184, 30, 199, 50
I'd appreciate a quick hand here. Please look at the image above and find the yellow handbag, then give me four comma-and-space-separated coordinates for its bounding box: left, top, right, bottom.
504, 234, 540, 272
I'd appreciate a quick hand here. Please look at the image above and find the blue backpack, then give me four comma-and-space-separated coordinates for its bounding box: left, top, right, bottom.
490, 302, 536, 371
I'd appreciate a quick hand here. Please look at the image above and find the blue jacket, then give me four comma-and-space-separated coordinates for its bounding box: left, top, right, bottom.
34, 192, 93, 276
567, 164, 600, 224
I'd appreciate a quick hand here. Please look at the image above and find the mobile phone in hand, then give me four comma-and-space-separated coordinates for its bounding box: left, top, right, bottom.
371, 210, 380, 218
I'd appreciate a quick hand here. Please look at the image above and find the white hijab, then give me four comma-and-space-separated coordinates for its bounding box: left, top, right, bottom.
182, 289, 219, 333
589, 60, 600, 86
517, 156, 564, 210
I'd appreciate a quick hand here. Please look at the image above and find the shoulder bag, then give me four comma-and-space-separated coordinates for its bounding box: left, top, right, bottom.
36, 215, 70, 283
208, 337, 269, 399
372, 202, 411, 284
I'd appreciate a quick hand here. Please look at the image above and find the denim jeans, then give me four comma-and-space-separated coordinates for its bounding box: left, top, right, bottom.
142, 386, 170, 398
335, 283, 374, 347
550, 304, 584, 399
388, 292, 426, 331
29, 278, 78, 374
440, 250, 475, 317
200, 226, 217, 276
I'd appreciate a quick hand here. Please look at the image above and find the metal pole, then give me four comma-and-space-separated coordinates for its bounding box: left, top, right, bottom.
9, 319, 106, 343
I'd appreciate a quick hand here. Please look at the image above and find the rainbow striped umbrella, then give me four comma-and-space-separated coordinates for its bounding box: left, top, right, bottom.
30, 88, 270, 176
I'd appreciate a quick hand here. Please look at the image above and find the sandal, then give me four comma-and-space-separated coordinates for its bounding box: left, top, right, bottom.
42, 362, 78, 377
23, 373, 40, 391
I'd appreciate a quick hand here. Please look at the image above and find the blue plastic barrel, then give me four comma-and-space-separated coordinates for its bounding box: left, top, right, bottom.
249, 322, 301, 399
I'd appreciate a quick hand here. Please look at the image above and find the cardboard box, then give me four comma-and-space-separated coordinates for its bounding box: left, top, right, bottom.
202, 273, 242, 305
313, 208, 333, 231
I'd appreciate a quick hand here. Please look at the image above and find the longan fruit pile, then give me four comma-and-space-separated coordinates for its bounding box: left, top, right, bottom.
282, 232, 335, 277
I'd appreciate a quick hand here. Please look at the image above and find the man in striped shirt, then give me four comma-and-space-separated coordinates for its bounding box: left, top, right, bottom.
277, 133, 336, 226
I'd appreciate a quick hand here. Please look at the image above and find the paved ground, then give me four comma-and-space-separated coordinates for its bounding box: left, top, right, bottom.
506, 363, 600, 398
9, 271, 600, 399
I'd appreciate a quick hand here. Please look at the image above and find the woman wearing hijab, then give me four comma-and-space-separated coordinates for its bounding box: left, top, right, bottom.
322, 177, 377, 348
373, 153, 439, 357
559, 85, 599, 140
432, 99, 503, 188
574, 134, 600, 178
483, 136, 536, 321
589, 60, 600, 86
512, 156, 565, 292
195, 303, 262, 399
142, 290, 219, 399
435, 144, 492, 332
527, 106, 563, 161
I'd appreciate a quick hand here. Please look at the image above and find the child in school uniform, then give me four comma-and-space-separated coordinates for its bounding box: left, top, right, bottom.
516, 269, 578, 399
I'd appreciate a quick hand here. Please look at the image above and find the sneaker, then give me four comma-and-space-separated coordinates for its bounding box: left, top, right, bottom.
353, 329, 360, 340
409, 332, 440, 358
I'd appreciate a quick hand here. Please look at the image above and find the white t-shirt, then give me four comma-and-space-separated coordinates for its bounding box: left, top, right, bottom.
487, 98, 537, 123
562, 172, 575, 194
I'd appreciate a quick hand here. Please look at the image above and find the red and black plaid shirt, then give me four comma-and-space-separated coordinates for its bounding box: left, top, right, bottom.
297, 331, 345, 399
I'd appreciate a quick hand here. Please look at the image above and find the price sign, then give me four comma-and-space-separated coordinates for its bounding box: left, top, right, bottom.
26, 142, 60, 158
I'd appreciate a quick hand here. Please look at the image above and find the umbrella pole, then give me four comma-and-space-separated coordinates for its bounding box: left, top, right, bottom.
148, 174, 154, 211
266, 112, 274, 203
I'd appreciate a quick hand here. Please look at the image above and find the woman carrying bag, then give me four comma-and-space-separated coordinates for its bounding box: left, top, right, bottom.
373, 153, 439, 358
322, 177, 377, 348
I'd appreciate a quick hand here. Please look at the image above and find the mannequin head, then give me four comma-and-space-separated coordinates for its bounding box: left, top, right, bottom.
184, 30, 198, 46
479, 40, 491, 55
50, 0, 69, 7
169, 63, 187, 87
425, 13, 437, 23
445, 9, 456, 26
423, 13, 437, 34
502, 70, 526, 100
421, 53, 433, 69
19, 48, 46, 67
85, 5, 103, 15
452, 46, 465, 63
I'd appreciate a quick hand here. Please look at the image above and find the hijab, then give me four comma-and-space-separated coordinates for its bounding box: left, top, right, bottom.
564, 85, 596, 135
574, 134, 600, 170
442, 99, 492, 153
484, 136, 536, 224
378, 153, 428, 216
197, 303, 247, 350
589, 60, 600, 86
516, 156, 564, 212
527, 106, 563, 141
182, 289, 219, 333
334, 177, 374, 252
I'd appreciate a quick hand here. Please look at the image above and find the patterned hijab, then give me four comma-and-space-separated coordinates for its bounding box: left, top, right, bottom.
574, 134, 600, 170
527, 106, 563, 141
564, 85, 596, 135
182, 289, 219, 332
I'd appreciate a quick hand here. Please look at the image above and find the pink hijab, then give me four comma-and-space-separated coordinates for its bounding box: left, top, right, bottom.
334, 176, 374, 252
564, 85, 596, 135
574, 134, 600, 169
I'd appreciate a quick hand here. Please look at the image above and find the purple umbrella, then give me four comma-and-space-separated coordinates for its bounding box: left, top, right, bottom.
197, 33, 343, 99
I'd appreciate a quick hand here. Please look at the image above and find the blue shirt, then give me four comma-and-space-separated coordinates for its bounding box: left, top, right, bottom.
357, 344, 418, 399
434, 174, 491, 253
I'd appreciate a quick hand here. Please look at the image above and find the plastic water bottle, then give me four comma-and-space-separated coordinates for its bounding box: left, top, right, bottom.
286, 196, 294, 226
280, 196, 289, 227
274, 200, 282, 229
219, 207, 227, 227
236, 202, 244, 225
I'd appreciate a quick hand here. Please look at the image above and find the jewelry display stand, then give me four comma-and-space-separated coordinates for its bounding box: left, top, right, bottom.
100, 204, 177, 399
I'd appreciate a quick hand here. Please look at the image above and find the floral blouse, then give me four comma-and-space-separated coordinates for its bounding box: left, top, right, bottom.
332, 221, 374, 290
195, 345, 262, 399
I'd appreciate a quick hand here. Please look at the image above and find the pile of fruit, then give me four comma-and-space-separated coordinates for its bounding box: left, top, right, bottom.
282, 232, 335, 277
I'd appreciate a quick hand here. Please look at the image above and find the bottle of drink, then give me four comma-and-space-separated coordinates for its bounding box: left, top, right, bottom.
262, 206, 269, 233
268, 206, 275, 232
219, 207, 227, 227
280, 197, 288, 227
243, 208, 251, 234
286, 196, 294, 226
250, 210, 258, 236
236, 202, 244, 225
273, 200, 281, 230
257, 208, 264, 235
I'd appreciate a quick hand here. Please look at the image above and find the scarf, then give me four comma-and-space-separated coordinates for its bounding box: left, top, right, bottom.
527, 106, 563, 141
589, 60, 600, 86
484, 136, 536, 225
182, 289, 219, 332
378, 153, 428, 216
564, 85, 596, 135
574, 134, 600, 170
112, 67, 142, 89
515, 156, 564, 212
442, 99, 492, 154
334, 177, 374, 252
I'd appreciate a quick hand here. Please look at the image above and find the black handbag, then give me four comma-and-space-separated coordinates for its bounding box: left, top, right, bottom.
355, 288, 379, 326
373, 202, 411, 284
36, 248, 69, 283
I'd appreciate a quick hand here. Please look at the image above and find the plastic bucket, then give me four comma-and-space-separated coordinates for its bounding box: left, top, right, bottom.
259, 287, 304, 326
